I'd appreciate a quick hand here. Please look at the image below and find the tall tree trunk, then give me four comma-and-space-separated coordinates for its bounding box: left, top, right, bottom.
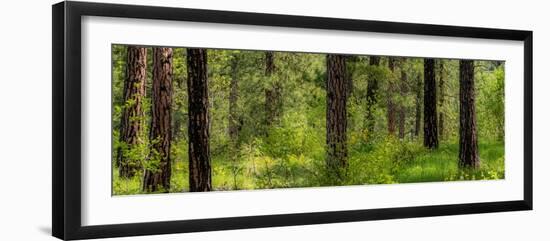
398, 62, 408, 139
264, 51, 281, 127
414, 73, 422, 138
423, 58, 439, 149
346, 56, 358, 96
365, 56, 380, 137
459, 60, 480, 168
187, 48, 212, 192
387, 57, 397, 136
265, 51, 275, 76
438, 60, 445, 139
117, 46, 147, 178
228, 53, 241, 175
143, 47, 173, 192
326, 54, 348, 180
228, 55, 240, 144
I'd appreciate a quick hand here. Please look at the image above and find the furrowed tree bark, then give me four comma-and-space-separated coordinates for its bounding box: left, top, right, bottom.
187, 48, 212, 192
326, 54, 348, 180
398, 61, 408, 139
387, 57, 397, 136
143, 47, 173, 192
438, 60, 445, 139
264, 51, 281, 127
365, 56, 380, 137
117, 46, 147, 178
414, 73, 422, 138
459, 60, 480, 168
423, 58, 439, 149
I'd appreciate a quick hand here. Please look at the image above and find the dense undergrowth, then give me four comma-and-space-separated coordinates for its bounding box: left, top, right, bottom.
113, 137, 504, 195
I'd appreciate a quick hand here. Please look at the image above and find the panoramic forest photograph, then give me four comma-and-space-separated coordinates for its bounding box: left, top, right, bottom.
111, 44, 505, 195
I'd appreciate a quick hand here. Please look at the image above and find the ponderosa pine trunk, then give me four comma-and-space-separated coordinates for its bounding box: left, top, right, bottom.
438, 60, 445, 139
398, 62, 408, 139
365, 56, 380, 137
264, 51, 281, 127
459, 60, 480, 168
387, 57, 398, 136
117, 46, 147, 178
228, 54, 240, 162
265, 51, 275, 75
326, 54, 348, 179
187, 48, 212, 192
228, 55, 240, 144
143, 47, 173, 192
414, 73, 422, 137
423, 58, 439, 149
346, 56, 358, 97
228, 54, 241, 189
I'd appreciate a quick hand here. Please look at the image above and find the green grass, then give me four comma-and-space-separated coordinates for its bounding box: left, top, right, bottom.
393, 142, 504, 183
112, 168, 142, 195
113, 140, 504, 195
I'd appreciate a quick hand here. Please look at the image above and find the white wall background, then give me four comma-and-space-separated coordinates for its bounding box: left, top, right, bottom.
0, 0, 547, 240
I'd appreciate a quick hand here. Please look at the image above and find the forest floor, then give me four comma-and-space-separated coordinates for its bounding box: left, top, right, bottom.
113, 141, 504, 195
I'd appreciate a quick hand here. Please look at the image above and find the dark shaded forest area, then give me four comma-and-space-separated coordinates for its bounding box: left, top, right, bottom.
112, 45, 505, 195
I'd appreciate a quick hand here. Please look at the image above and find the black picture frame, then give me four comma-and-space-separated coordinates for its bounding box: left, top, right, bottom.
52, 1, 533, 240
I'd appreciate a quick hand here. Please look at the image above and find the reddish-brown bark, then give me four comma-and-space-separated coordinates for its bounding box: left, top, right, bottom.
187, 48, 212, 192
326, 54, 348, 179
423, 58, 439, 149
143, 47, 173, 192
117, 46, 147, 178
459, 60, 480, 168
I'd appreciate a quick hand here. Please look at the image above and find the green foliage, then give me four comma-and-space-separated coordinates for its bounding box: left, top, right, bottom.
112, 165, 142, 195
111, 45, 506, 195
111, 45, 126, 131
142, 138, 161, 173
477, 65, 505, 141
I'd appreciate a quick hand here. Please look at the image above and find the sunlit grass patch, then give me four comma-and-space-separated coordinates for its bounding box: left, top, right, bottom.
113, 140, 504, 195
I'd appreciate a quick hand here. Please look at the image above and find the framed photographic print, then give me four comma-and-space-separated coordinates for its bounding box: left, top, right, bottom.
52, 1, 533, 240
